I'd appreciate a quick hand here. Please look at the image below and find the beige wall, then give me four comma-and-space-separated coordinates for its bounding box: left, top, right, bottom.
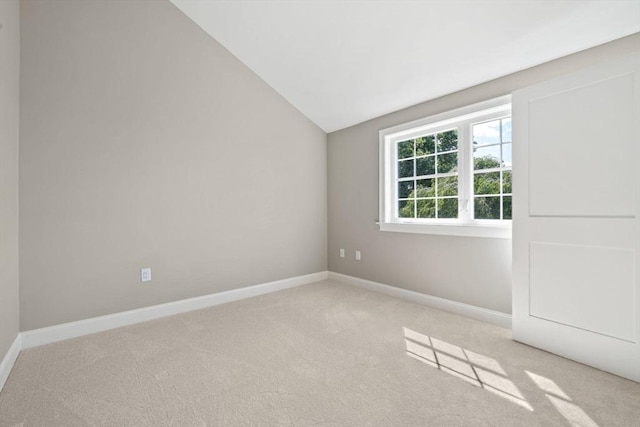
327, 33, 640, 315
0, 0, 20, 360
19, 0, 327, 330
12, 0, 639, 334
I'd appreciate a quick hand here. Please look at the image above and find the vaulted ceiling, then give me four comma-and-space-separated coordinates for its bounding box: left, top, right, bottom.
170, 0, 640, 133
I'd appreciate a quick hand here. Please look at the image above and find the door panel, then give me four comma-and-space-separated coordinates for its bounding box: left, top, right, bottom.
529, 242, 636, 342
513, 53, 640, 381
528, 72, 637, 217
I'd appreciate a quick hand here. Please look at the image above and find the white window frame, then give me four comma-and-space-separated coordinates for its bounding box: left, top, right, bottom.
379, 95, 512, 239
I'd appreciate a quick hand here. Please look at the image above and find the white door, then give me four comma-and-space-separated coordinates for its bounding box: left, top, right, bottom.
512, 53, 640, 381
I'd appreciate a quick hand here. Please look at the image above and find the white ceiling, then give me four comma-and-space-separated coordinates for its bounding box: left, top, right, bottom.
170, 0, 640, 133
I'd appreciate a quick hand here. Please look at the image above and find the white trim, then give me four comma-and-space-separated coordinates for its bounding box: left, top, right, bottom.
379, 95, 513, 235
0, 334, 22, 392
328, 271, 512, 329
21, 271, 328, 349
378, 221, 511, 239
380, 95, 512, 138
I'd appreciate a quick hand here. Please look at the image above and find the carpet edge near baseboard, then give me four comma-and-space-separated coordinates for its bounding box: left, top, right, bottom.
0, 270, 329, 393
2, 270, 512, 394
20, 271, 329, 350
328, 271, 512, 329
0, 334, 22, 393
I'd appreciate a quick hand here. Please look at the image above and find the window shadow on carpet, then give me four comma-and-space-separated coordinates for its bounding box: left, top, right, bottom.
403, 327, 599, 427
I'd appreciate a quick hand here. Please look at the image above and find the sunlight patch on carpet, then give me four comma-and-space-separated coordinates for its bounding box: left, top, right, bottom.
526, 371, 599, 427
404, 327, 532, 411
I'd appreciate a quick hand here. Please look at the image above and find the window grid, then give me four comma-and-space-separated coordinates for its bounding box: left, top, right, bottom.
472, 117, 512, 220
396, 130, 459, 220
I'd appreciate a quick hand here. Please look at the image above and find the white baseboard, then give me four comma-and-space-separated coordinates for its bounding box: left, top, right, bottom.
21, 271, 328, 350
3, 271, 507, 391
328, 272, 512, 329
0, 334, 22, 392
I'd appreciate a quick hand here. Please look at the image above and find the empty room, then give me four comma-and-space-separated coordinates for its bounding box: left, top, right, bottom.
1, 0, 639, 425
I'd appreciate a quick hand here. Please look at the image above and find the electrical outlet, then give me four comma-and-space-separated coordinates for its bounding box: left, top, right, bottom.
141, 268, 151, 282
340, 248, 345, 258
355, 250, 361, 261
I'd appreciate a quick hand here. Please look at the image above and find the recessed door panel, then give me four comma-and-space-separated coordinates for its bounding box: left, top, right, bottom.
529, 242, 636, 342
528, 73, 637, 218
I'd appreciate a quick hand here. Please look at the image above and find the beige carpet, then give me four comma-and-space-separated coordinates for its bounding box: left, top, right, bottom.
1, 280, 639, 426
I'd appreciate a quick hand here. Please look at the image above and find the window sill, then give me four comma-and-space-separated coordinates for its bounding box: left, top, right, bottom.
378, 221, 512, 239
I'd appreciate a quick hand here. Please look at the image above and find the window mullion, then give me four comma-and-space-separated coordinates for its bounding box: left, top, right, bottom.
458, 123, 472, 221
391, 140, 398, 220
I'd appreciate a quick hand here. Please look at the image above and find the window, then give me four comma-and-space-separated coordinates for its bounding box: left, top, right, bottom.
472, 117, 512, 221
379, 96, 512, 238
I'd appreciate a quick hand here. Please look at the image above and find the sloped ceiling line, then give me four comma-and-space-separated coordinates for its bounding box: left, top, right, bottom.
170, 0, 640, 133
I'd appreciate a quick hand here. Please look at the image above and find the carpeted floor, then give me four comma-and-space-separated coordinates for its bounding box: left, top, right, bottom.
1, 280, 639, 426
